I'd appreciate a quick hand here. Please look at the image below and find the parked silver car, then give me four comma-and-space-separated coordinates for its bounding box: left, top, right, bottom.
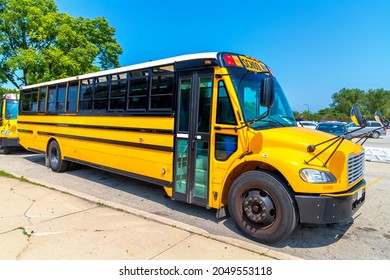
347, 121, 387, 138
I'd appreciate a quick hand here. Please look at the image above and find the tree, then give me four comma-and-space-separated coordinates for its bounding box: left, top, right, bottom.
0, 0, 123, 88
0, 86, 15, 96
330, 88, 366, 116
365, 89, 390, 118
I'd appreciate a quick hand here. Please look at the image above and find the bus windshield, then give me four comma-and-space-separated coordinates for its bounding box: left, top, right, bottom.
5, 99, 19, 120
231, 73, 297, 129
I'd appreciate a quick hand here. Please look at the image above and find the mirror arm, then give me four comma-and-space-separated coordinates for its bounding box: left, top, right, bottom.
323, 138, 345, 166
305, 136, 342, 166
355, 136, 369, 145
350, 126, 386, 144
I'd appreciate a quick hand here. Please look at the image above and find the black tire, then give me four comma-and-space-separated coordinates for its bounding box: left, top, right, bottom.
371, 131, 380, 139
228, 170, 298, 244
48, 140, 69, 172
3, 147, 11, 154
0, 146, 11, 154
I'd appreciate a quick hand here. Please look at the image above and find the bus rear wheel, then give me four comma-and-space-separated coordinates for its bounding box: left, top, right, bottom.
48, 140, 69, 172
228, 170, 298, 244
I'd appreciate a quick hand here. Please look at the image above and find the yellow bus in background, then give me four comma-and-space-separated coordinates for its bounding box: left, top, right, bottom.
18, 52, 367, 244
0, 93, 19, 154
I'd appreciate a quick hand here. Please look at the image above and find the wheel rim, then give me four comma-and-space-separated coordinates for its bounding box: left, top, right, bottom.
49, 147, 59, 167
242, 190, 276, 225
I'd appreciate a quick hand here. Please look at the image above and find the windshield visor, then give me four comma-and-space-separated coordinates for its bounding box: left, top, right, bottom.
231, 73, 296, 129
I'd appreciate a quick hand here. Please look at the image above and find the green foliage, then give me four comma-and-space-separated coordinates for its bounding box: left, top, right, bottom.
365, 89, 390, 118
300, 88, 389, 122
0, 0, 123, 88
329, 88, 389, 120
0, 86, 15, 96
330, 88, 366, 115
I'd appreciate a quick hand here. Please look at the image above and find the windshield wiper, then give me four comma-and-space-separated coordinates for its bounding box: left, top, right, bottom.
267, 118, 286, 127
248, 117, 286, 127
279, 115, 296, 121
247, 111, 269, 127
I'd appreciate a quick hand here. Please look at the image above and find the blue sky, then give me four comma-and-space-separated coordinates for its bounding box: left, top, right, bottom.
54, 0, 390, 113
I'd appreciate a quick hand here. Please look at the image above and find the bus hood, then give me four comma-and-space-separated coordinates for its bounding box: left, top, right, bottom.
261, 127, 363, 155
251, 126, 364, 167
248, 127, 365, 193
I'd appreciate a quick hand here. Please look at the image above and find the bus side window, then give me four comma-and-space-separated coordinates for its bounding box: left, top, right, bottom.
216, 81, 237, 125
215, 134, 237, 161
21, 89, 32, 112
128, 70, 148, 111
215, 81, 238, 161
150, 73, 174, 111
67, 81, 79, 112
47, 85, 57, 112
57, 83, 66, 113
109, 72, 128, 111
38, 86, 47, 112
79, 79, 93, 111
94, 76, 108, 111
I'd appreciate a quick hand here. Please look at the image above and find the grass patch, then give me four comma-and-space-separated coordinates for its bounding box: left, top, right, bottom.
0, 170, 18, 179
0, 170, 46, 187
18, 227, 32, 238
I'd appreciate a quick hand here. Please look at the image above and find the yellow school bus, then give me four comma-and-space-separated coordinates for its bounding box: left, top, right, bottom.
18, 52, 367, 244
0, 93, 19, 154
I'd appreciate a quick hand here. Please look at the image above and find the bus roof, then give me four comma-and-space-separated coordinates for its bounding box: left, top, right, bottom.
20, 52, 219, 90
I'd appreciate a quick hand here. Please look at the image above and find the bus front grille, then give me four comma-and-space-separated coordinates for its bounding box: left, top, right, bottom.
348, 151, 365, 185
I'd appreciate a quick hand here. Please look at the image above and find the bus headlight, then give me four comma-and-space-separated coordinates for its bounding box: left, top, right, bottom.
299, 169, 336, 183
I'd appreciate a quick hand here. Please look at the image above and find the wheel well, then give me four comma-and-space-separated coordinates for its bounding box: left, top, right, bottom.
220, 161, 293, 206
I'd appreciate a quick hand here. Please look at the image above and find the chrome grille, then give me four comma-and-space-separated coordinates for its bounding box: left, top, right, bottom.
348, 151, 365, 185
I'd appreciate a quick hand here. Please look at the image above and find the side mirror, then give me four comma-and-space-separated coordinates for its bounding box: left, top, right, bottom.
374, 110, 384, 124
260, 77, 274, 108
350, 105, 367, 128
375, 110, 389, 128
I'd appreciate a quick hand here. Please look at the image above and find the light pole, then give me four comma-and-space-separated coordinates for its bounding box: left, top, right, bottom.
304, 104, 310, 120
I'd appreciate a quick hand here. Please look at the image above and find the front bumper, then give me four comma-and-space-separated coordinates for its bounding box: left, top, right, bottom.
0, 137, 19, 148
295, 179, 366, 224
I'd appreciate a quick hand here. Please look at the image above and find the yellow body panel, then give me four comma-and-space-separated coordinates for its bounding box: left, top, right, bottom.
0, 117, 18, 140
18, 115, 174, 183
208, 126, 365, 208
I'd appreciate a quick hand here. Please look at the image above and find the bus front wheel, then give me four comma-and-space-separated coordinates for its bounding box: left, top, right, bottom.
228, 170, 298, 244
0, 146, 11, 154
48, 140, 69, 172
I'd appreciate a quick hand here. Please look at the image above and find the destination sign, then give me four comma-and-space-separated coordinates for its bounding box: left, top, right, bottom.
239, 56, 267, 72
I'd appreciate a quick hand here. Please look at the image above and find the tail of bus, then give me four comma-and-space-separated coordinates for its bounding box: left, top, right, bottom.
0, 93, 20, 154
